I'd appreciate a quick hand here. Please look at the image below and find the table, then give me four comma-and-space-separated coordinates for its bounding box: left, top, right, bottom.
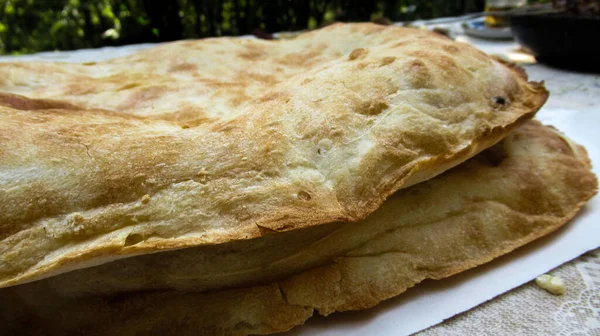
1, 17, 598, 335
413, 17, 600, 335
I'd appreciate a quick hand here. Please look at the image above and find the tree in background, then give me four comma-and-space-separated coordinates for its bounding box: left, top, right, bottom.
0, 0, 485, 54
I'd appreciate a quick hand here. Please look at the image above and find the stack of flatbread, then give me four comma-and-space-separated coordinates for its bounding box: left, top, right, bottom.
0, 23, 596, 335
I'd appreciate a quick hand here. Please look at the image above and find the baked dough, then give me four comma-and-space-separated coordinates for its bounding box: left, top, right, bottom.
0, 23, 547, 287
2, 121, 596, 335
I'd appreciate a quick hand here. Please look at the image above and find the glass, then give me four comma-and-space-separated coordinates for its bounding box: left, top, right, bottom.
485, 0, 528, 28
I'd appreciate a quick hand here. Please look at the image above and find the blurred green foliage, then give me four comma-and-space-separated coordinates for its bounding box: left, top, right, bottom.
0, 0, 487, 55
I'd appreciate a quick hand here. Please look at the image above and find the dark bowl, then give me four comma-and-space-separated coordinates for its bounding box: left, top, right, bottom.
510, 14, 600, 72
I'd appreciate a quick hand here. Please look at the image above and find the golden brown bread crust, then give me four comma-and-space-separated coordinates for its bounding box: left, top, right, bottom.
0, 24, 540, 123
2, 121, 597, 335
0, 23, 547, 287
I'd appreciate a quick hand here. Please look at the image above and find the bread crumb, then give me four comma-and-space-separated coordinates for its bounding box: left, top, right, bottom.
317, 138, 333, 153
141, 194, 151, 204
535, 274, 565, 295
69, 213, 85, 224
66, 213, 86, 234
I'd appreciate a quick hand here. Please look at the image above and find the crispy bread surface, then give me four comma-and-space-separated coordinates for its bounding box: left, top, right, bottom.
2, 121, 597, 335
0, 24, 548, 287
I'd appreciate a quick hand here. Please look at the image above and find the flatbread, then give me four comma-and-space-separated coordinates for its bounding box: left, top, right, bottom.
0, 23, 541, 124
0, 23, 547, 287
2, 121, 596, 335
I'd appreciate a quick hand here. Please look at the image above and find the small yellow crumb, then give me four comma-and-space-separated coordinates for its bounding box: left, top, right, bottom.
535, 274, 565, 295
141, 194, 151, 204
